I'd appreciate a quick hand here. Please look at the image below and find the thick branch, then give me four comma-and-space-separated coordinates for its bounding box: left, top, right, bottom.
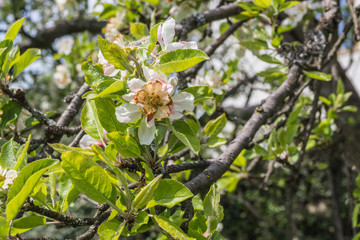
185, 64, 302, 194
20, 19, 107, 52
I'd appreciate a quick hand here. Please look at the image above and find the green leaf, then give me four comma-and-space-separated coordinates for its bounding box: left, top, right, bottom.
11, 216, 46, 235
131, 211, 149, 232
0, 40, 13, 69
6, 159, 58, 220
13, 135, 31, 171
240, 39, 268, 51
130, 23, 149, 39
49, 143, 95, 155
188, 212, 207, 240
12, 48, 41, 77
303, 70, 332, 81
207, 137, 227, 148
279, 1, 301, 12
337, 79, 344, 95
2, 45, 20, 76
154, 215, 196, 240
81, 100, 103, 141
149, 23, 160, 53
354, 204, 360, 228
319, 96, 331, 106
61, 151, 116, 204
92, 80, 127, 99
81, 61, 114, 92
143, 0, 159, 5
154, 49, 209, 73
98, 220, 125, 240
98, 36, 133, 73
99, 4, 122, 20
182, 86, 213, 103
95, 98, 126, 133
0, 139, 20, 169
203, 113, 227, 138
107, 132, 141, 158
254, 0, 272, 9
4, 17, 25, 41
203, 184, 224, 234
132, 174, 162, 209
167, 120, 200, 154
0, 100, 22, 129
256, 54, 282, 64
58, 173, 79, 212
342, 105, 358, 112
147, 179, 193, 208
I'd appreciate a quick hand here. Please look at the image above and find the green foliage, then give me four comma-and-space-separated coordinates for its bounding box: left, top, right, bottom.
154, 49, 210, 73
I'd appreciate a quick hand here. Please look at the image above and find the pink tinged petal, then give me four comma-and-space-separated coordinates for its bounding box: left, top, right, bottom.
115, 104, 141, 123
128, 78, 145, 92
139, 118, 156, 145
162, 18, 175, 48
103, 63, 120, 77
79, 134, 99, 149
145, 115, 155, 128
172, 92, 195, 112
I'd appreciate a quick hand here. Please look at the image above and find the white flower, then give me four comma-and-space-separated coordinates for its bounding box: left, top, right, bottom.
55, 0, 67, 11
0, 167, 17, 190
115, 66, 194, 145
54, 64, 71, 89
56, 37, 74, 55
157, 18, 198, 52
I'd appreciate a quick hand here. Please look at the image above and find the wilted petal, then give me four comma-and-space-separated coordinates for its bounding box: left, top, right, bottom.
115, 104, 141, 123
172, 92, 194, 112
79, 134, 99, 149
128, 78, 145, 92
167, 77, 178, 95
162, 18, 176, 49
139, 118, 156, 145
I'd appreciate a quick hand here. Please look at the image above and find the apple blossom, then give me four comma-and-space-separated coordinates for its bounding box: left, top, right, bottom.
115, 66, 194, 145
157, 18, 198, 52
0, 166, 17, 190
56, 37, 74, 55
54, 64, 71, 89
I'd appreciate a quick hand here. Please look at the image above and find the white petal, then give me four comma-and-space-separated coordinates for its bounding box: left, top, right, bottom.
103, 63, 120, 77
169, 111, 183, 120
172, 92, 195, 112
5, 170, 17, 179
139, 118, 156, 145
127, 78, 145, 92
115, 104, 141, 123
143, 66, 167, 83
122, 93, 135, 103
157, 24, 164, 49
165, 41, 198, 52
79, 134, 99, 149
98, 51, 107, 65
162, 18, 175, 49
167, 77, 178, 95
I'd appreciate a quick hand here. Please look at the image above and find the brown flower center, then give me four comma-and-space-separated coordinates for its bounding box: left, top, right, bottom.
134, 81, 173, 122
